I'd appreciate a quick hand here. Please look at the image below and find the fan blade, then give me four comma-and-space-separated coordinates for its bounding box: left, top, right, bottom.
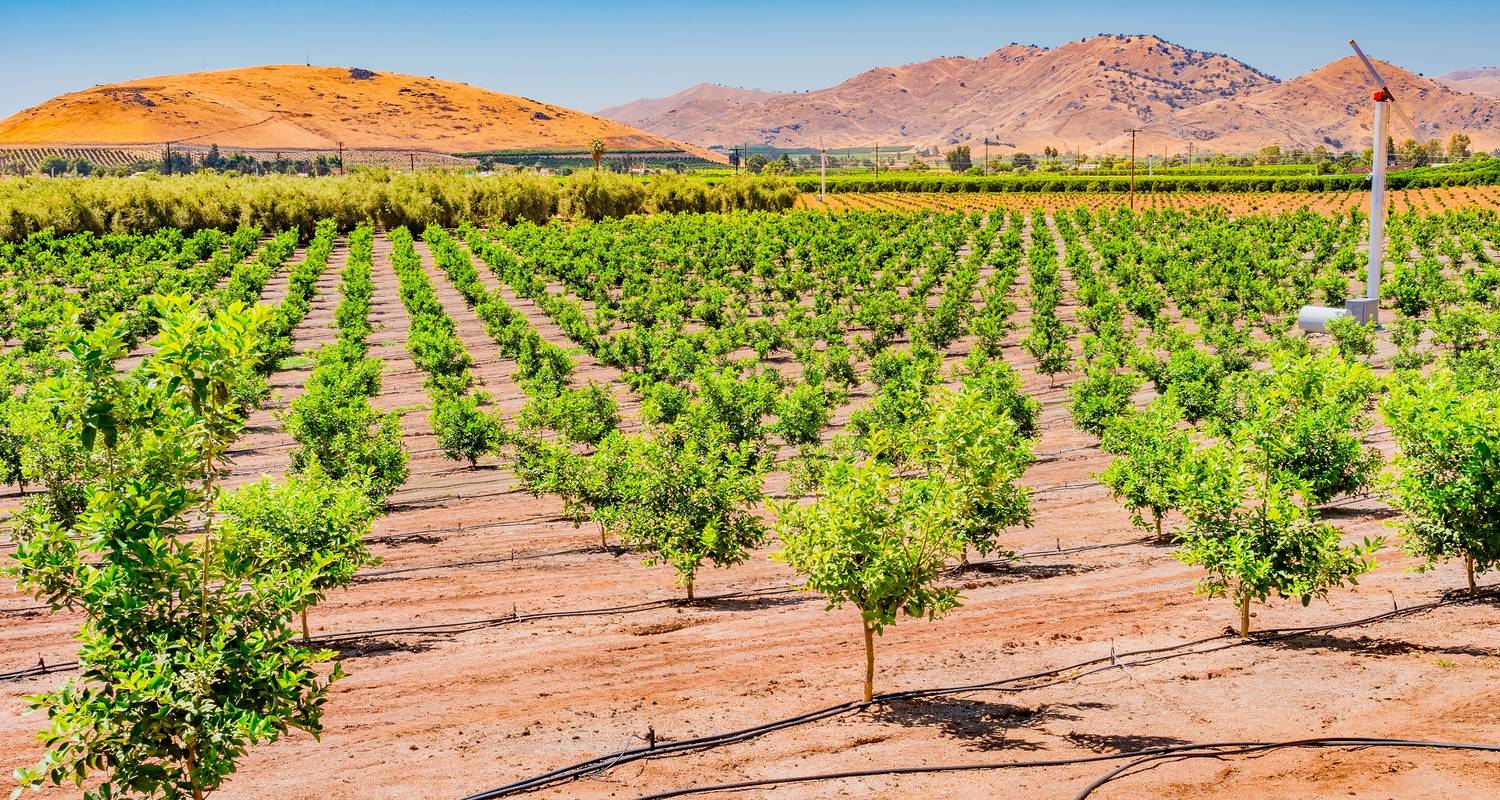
1349, 39, 1421, 139
1348, 40, 1392, 93
1387, 98, 1419, 139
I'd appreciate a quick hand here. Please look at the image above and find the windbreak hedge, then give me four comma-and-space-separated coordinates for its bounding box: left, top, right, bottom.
0, 170, 798, 241
792, 161, 1500, 194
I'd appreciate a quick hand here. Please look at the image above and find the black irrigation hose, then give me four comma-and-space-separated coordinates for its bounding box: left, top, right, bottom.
365, 513, 567, 545
0, 587, 802, 683
310, 587, 798, 646
459, 584, 1500, 799
353, 545, 624, 582
1069, 738, 1500, 800
624, 738, 1500, 800
0, 657, 78, 683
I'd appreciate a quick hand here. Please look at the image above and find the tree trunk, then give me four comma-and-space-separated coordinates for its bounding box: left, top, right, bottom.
599, 521, 607, 548
1154, 513, 1163, 542
685, 579, 694, 602
301, 608, 311, 642
1238, 595, 1252, 638
862, 620, 876, 702
1466, 554, 1477, 594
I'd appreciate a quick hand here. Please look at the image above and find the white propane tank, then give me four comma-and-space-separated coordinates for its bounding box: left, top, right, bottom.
1298, 305, 1351, 334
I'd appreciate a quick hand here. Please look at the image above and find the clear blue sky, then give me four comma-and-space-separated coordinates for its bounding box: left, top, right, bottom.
2, 0, 1497, 118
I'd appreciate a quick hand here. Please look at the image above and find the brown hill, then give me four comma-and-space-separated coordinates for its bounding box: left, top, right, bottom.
1438, 67, 1500, 98
1159, 57, 1500, 153
0, 65, 721, 160
602, 37, 1500, 156
599, 83, 776, 127
598, 35, 1278, 152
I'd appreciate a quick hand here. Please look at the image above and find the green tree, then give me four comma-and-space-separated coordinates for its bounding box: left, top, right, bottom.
903, 386, 1034, 557
8, 300, 345, 800
1224, 351, 1382, 505
1022, 312, 1074, 386
38, 154, 69, 177
600, 423, 766, 599
1174, 436, 1381, 636
1325, 315, 1375, 362
1448, 133, 1472, 161
745, 153, 768, 174
432, 392, 506, 465
774, 458, 964, 700
1098, 398, 1192, 540
1384, 371, 1500, 592
219, 470, 380, 639
1069, 363, 1143, 438
944, 145, 972, 173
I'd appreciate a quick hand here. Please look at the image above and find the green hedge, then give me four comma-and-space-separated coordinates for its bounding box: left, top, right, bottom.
792, 162, 1500, 194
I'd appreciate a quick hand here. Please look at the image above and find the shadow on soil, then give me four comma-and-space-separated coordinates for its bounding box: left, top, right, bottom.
1319, 505, 1401, 521
873, 698, 1110, 752
691, 594, 809, 613
1064, 731, 1195, 753
1263, 632, 1492, 658
330, 638, 437, 660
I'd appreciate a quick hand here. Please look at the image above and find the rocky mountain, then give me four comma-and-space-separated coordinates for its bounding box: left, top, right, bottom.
1438, 67, 1500, 98
1161, 57, 1500, 153
600, 35, 1500, 155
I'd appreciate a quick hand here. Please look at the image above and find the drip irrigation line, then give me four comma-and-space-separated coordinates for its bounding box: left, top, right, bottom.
1069, 738, 1500, 800
310, 586, 799, 646
363, 513, 561, 545
459, 584, 1499, 799
353, 544, 624, 582
0, 657, 78, 683
623, 738, 1500, 800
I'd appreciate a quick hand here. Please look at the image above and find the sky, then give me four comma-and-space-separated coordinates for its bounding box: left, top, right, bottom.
2, 0, 1498, 118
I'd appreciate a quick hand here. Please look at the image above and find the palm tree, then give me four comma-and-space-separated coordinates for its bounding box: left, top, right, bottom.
589, 139, 606, 172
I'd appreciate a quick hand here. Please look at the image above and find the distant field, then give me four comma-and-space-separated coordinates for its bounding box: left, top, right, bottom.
795, 185, 1500, 214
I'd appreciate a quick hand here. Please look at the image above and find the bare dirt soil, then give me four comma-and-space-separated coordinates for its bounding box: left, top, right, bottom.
3, 231, 1497, 800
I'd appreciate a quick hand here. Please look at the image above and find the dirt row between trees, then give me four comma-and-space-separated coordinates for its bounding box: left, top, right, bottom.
3, 227, 1497, 800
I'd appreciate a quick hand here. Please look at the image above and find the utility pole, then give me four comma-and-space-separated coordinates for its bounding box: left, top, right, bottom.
164, 141, 172, 176
1124, 128, 1141, 210
873, 142, 879, 176
338, 142, 344, 175
819, 146, 827, 199
984, 137, 989, 174
409, 152, 415, 173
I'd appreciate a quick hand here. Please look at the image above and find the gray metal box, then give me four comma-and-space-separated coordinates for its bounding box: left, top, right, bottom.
1344, 297, 1379, 326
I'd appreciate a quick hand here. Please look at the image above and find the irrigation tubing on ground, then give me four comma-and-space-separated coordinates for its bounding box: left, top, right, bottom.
619, 738, 1500, 800
457, 584, 1500, 799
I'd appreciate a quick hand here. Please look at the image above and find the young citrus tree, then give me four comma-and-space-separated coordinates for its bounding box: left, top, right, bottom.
1226, 350, 1383, 504
903, 385, 1034, 558
601, 421, 767, 599
1098, 397, 1192, 541
219, 467, 380, 639
7, 300, 345, 800
774, 459, 965, 701
1383, 371, 1500, 592
1069, 361, 1144, 438
1174, 436, 1381, 636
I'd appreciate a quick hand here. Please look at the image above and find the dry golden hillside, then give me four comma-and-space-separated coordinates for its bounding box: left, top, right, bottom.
0, 65, 722, 160
603, 36, 1500, 156
1439, 67, 1500, 99
1158, 57, 1500, 154
598, 35, 1277, 152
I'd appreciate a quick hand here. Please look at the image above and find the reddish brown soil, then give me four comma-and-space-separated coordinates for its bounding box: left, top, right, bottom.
3, 230, 1497, 800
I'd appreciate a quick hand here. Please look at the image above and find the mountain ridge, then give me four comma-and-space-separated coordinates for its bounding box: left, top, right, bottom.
600, 36, 1500, 154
